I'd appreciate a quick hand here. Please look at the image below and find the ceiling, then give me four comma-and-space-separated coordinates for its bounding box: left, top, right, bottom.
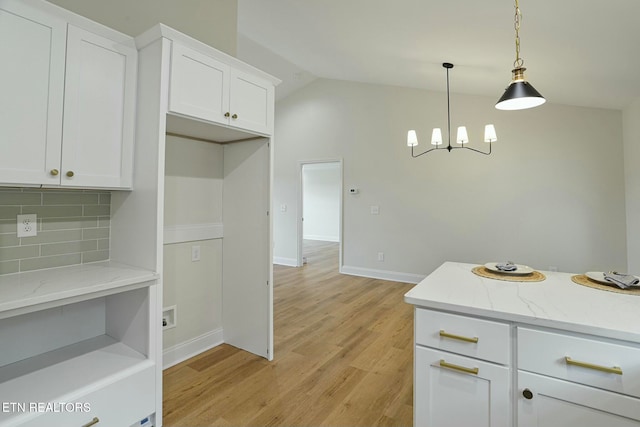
237, 0, 640, 110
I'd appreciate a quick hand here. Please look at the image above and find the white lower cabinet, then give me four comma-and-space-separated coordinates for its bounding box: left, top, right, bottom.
518, 371, 640, 427
20, 363, 155, 427
517, 327, 640, 426
0, 266, 159, 427
412, 308, 640, 427
415, 346, 510, 427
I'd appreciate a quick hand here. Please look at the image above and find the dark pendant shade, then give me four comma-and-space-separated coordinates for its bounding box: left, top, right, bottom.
495, 80, 546, 110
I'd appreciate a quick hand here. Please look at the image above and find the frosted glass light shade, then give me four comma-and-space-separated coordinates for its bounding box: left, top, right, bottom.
456, 126, 469, 145
407, 130, 418, 147
484, 124, 497, 142
431, 128, 443, 146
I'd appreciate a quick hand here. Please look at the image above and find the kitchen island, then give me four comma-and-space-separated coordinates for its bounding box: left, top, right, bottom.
405, 261, 640, 427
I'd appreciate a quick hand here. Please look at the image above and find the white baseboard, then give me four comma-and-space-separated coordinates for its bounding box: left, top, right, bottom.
340, 265, 425, 284
162, 327, 224, 369
303, 235, 339, 242
273, 256, 298, 267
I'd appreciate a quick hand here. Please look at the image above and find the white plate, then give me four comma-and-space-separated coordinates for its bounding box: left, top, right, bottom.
484, 262, 534, 275
586, 271, 640, 286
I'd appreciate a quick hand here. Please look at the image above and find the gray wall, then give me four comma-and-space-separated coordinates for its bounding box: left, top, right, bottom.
623, 98, 640, 273
163, 135, 224, 353
46, 0, 237, 55
274, 78, 628, 279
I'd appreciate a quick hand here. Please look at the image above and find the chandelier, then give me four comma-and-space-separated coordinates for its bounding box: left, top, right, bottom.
407, 62, 497, 157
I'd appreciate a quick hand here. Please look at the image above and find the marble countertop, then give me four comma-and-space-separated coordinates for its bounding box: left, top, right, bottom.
0, 262, 159, 319
404, 262, 640, 343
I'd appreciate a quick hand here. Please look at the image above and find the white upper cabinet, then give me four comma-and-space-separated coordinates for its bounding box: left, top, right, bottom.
229, 68, 274, 135
169, 41, 275, 136
61, 25, 136, 189
0, 1, 66, 186
169, 43, 230, 126
0, 0, 136, 189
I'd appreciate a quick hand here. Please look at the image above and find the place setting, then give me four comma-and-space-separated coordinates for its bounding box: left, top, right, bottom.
472, 261, 546, 282
571, 271, 640, 295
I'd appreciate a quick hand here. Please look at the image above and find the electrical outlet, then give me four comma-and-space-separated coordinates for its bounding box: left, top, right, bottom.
17, 214, 37, 237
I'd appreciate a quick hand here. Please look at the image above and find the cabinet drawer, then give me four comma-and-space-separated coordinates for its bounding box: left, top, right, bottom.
415, 308, 510, 365
19, 363, 155, 427
518, 328, 640, 399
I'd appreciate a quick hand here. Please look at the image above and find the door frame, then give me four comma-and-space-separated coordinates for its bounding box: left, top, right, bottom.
297, 159, 343, 269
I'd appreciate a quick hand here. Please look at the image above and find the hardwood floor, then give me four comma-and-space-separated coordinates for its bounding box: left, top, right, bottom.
163, 241, 415, 426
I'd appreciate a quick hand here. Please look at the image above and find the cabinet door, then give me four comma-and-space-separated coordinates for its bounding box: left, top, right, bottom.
61, 25, 136, 189
518, 371, 640, 427
0, 0, 65, 186
222, 139, 271, 359
169, 42, 230, 126
415, 346, 510, 427
229, 69, 274, 135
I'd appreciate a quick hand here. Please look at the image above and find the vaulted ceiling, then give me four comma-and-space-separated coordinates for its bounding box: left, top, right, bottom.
237, 0, 639, 110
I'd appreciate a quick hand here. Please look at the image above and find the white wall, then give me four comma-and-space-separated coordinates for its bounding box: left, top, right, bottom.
46, 0, 237, 55
273, 78, 627, 280
163, 135, 223, 353
303, 162, 341, 242
623, 98, 640, 274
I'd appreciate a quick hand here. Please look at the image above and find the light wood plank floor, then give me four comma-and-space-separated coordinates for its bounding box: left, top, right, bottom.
163, 241, 415, 426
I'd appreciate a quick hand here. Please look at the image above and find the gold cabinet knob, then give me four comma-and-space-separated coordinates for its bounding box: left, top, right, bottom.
50, 169, 59, 176
232, 113, 238, 119
224, 112, 230, 118
66, 171, 74, 178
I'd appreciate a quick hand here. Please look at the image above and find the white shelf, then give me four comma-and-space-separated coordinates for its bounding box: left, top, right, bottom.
0, 334, 153, 425
0, 262, 158, 320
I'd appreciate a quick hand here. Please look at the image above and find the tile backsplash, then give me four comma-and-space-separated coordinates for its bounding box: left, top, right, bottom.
0, 188, 111, 275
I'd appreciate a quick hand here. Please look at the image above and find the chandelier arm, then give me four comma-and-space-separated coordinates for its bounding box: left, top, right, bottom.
448, 142, 492, 156
411, 145, 443, 158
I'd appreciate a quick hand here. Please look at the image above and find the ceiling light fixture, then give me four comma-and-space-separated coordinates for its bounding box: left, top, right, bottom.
495, 0, 545, 110
407, 63, 497, 157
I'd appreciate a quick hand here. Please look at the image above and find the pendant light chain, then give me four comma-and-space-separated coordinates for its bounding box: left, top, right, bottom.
513, 0, 524, 68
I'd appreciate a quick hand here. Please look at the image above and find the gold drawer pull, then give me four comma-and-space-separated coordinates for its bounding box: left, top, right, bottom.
439, 329, 479, 343
50, 169, 59, 176
439, 359, 479, 375
565, 356, 622, 375
82, 417, 100, 427
232, 113, 238, 119
66, 170, 74, 178
224, 112, 230, 118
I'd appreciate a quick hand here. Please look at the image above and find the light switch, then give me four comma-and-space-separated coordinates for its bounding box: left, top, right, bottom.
191, 245, 201, 262
280, 204, 287, 212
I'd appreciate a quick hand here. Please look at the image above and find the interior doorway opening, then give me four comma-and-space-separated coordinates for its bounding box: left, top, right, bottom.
298, 160, 343, 269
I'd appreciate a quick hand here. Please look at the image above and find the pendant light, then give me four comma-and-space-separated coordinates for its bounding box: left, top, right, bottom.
407, 63, 497, 157
495, 0, 545, 110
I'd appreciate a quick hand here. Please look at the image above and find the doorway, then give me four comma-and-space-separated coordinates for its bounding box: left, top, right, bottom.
298, 160, 343, 268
